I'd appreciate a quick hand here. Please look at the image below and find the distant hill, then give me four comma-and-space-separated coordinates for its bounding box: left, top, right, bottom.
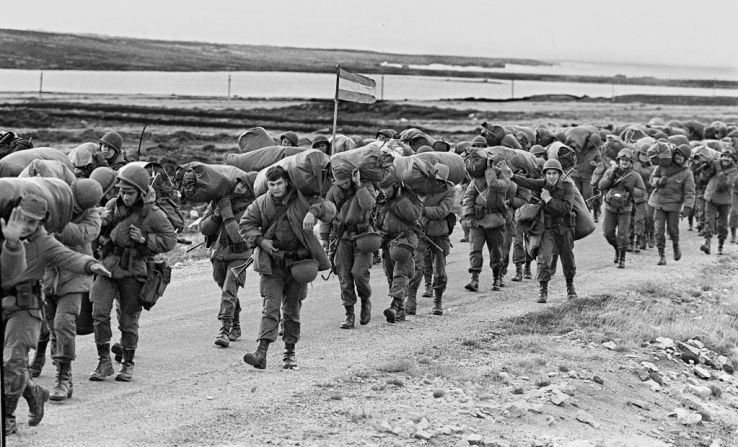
0, 28, 547, 72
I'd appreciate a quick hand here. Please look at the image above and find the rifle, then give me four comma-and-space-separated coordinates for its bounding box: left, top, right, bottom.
413, 223, 444, 253
321, 238, 339, 281
231, 257, 254, 287
186, 240, 206, 252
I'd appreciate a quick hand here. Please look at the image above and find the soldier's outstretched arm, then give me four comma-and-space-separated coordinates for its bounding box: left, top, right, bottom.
41, 234, 98, 275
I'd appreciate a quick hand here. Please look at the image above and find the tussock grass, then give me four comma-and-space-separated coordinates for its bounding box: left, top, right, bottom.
377, 359, 414, 374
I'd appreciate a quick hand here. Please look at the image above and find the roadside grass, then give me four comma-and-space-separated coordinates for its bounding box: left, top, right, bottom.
497, 254, 738, 360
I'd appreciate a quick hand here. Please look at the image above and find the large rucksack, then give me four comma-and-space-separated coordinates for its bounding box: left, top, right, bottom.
127, 161, 185, 232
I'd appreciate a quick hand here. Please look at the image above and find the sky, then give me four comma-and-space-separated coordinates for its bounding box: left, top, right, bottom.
5, 0, 737, 68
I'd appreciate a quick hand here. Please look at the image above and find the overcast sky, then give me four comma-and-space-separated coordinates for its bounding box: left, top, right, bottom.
6, 0, 737, 68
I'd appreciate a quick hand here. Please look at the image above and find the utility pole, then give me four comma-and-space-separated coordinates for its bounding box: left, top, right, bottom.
381, 74, 385, 101
227, 74, 232, 101
510, 79, 514, 99
39, 71, 43, 100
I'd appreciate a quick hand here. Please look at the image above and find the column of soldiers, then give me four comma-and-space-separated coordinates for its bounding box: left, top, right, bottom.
4, 121, 737, 436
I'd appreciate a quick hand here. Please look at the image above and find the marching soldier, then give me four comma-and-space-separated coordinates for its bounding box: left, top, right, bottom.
462, 158, 514, 292
648, 144, 696, 265
89, 164, 177, 382
2, 197, 110, 434
198, 172, 258, 347
630, 146, 655, 252
239, 166, 335, 369
324, 168, 377, 328
598, 148, 646, 268
406, 166, 455, 315
700, 149, 738, 255
376, 176, 423, 323
511, 159, 578, 303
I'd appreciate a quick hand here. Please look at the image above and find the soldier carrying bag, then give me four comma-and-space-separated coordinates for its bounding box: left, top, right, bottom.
138, 259, 172, 311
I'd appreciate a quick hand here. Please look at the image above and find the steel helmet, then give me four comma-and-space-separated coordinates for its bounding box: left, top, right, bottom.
72, 179, 104, 210
116, 163, 150, 195
289, 259, 319, 283
353, 232, 383, 253
542, 159, 564, 175
99, 131, 123, 152
530, 145, 546, 156
471, 136, 488, 148
617, 148, 634, 160
674, 144, 692, 160
90, 167, 118, 197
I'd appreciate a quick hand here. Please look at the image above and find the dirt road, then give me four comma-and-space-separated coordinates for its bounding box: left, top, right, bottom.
11, 222, 730, 446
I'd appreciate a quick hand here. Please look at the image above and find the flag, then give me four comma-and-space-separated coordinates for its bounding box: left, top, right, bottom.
336, 68, 376, 104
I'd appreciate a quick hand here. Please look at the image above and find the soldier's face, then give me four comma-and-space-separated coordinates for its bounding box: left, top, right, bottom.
280, 138, 294, 147
619, 159, 632, 170
17, 213, 41, 238
545, 170, 560, 185
101, 143, 116, 161
380, 185, 396, 197
268, 178, 288, 198
674, 154, 685, 165
377, 134, 389, 143
119, 184, 140, 207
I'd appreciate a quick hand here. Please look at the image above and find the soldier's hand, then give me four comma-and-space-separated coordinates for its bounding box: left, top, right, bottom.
1, 208, 24, 244
302, 212, 317, 231
540, 189, 552, 203
260, 239, 278, 255
351, 169, 361, 186
321, 239, 329, 251
497, 160, 513, 178
129, 225, 144, 242
90, 263, 112, 277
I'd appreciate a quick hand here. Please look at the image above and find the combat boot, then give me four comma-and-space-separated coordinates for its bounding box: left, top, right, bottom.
340, 305, 355, 329
4, 394, 19, 435
492, 270, 501, 291
243, 339, 270, 369
359, 297, 371, 325
383, 297, 405, 323
115, 349, 135, 382
626, 240, 634, 252
405, 294, 417, 315
229, 311, 242, 342
633, 236, 641, 254
215, 319, 231, 348
50, 361, 73, 401
111, 342, 123, 363
523, 261, 532, 279
22, 381, 49, 427
657, 248, 667, 266
498, 270, 506, 288
566, 277, 578, 300
717, 240, 725, 255
612, 247, 619, 264
422, 283, 433, 298
29, 339, 48, 378
618, 249, 626, 269
673, 241, 682, 261
700, 237, 711, 255
89, 343, 115, 381
395, 298, 406, 322
464, 271, 480, 292
537, 282, 548, 303
283, 343, 298, 370
511, 263, 524, 282
432, 290, 443, 315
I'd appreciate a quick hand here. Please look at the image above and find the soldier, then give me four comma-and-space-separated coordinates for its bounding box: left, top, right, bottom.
631, 147, 655, 252
39, 180, 104, 402
311, 135, 332, 155
90, 167, 119, 205
2, 197, 110, 434
462, 158, 514, 292
648, 144, 696, 265
700, 149, 738, 255
511, 159, 578, 303
406, 166, 455, 315
99, 131, 127, 171
509, 181, 534, 282
598, 149, 646, 268
324, 168, 377, 328
239, 166, 336, 369
279, 131, 299, 147
198, 172, 257, 347
89, 164, 177, 382
376, 176, 423, 323
68, 142, 107, 178
731, 166, 738, 244
459, 136, 490, 244
376, 129, 397, 143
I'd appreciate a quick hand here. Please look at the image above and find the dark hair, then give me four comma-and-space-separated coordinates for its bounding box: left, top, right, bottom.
266, 165, 290, 182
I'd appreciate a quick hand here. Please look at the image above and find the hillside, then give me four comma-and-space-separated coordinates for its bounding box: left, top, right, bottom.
3, 29, 737, 90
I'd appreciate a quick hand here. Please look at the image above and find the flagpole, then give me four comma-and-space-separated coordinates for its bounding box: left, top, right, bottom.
331, 64, 340, 155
